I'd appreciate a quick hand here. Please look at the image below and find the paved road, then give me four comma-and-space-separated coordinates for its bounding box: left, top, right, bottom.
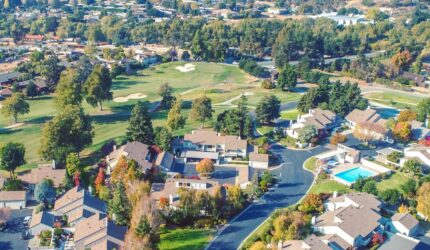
206, 143, 330, 250
0, 208, 32, 250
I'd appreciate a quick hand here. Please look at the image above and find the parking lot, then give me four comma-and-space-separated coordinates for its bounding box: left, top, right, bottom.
0, 208, 33, 250
173, 163, 242, 185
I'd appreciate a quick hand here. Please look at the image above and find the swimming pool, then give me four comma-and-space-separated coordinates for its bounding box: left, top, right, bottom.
334, 167, 376, 183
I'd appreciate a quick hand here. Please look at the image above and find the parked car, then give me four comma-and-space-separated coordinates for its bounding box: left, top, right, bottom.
23, 216, 31, 227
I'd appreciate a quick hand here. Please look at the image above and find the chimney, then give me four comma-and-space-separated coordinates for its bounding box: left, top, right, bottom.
113, 144, 117, 151
169, 194, 174, 204
277, 241, 283, 250
52, 160, 56, 169
311, 216, 316, 225
333, 191, 338, 198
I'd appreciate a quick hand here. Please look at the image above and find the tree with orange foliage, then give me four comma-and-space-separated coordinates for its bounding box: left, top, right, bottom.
372, 232, 385, 246
392, 122, 411, 143
299, 193, 323, 213
391, 50, 412, 74
330, 133, 347, 145
417, 182, 430, 220
159, 197, 170, 209
111, 155, 129, 184
398, 203, 409, 213
397, 110, 417, 122
196, 158, 215, 177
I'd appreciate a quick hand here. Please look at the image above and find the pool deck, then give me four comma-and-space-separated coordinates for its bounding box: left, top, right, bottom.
329, 162, 391, 186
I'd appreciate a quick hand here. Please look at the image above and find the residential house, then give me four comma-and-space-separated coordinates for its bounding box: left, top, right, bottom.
53, 186, 106, 226
0, 191, 27, 209
178, 129, 248, 163
73, 213, 127, 250
29, 211, 55, 236
285, 108, 338, 140
402, 72, 427, 88
106, 141, 173, 174
336, 144, 361, 164
134, 49, 159, 66
0, 71, 22, 86
379, 233, 420, 250
280, 234, 331, 249
0, 88, 12, 98
392, 212, 420, 237
19, 164, 66, 190
313, 193, 382, 248
400, 145, 430, 170
411, 120, 430, 140
345, 108, 387, 140
151, 178, 223, 209
249, 152, 269, 169
376, 147, 403, 166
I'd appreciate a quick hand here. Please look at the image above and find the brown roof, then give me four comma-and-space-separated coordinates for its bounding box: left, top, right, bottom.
322, 234, 352, 249
345, 108, 386, 127
184, 129, 247, 150
108, 142, 153, 171
30, 211, 55, 228
249, 152, 269, 162
344, 193, 381, 211
74, 213, 126, 248
0, 88, 12, 96
54, 186, 106, 215
303, 234, 331, 250
19, 164, 66, 187
0, 191, 26, 201
155, 151, 174, 169
298, 108, 337, 130
392, 213, 419, 231
337, 206, 381, 238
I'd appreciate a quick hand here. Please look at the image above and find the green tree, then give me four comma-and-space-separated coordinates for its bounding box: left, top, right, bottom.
190, 96, 214, 128
126, 101, 154, 145
416, 98, 430, 124
277, 64, 297, 91
362, 180, 378, 196
109, 181, 131, 226
403, 159, 422, 176
298, 125, 318, 144
0, 93, 30, 123
158, 83, 174, 109
84, 65, 113, 110
256, 95, 280, 124
34, 179, 56, 207
166, 98, 186, 131
40, 55, 63, 90
65, 152, 82, 176
135, 215, 151, 238
154, 126, 172, 152
55, 69, 82, 110
0, 142, 25, 179
25, 81, 39, 99
39, 105, 93, 166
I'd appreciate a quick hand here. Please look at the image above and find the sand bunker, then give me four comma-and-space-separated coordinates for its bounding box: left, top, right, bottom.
1, 122, 25, 130
175, 63, 196, 73
244, 92, 254, 96
113, 93, 147, 103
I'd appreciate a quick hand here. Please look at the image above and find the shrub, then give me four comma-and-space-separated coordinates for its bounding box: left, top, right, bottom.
330, 133, 347, 145
261, 79, 274, 89
196, 158, 215, 176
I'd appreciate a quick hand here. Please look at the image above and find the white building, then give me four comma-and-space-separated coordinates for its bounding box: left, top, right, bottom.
391, 212, 420, 237
249, 152, 269, 169
0, 191, 27, 209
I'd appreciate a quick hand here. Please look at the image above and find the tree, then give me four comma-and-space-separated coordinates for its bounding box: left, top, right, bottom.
126, 101, 154, 145
391, 50, 412, 74
249, 241, 266, 250
158, 83, 174, 109
387, 151, 403, 163
392, 122, 411, 143
0, 142, 25, 179
40, 55, 63, 90
277, 64, 297, 91
196, 158, 215, 176
190, 96, 213, 128
398, 203, 409, 213
226, 185, 245, 213
299, 194, 323, 213
298, 125, 318, 144
353, 122, 386, 145
166, 98, 186, 131
362, 180, 378, 196
94, 167, 105, 194
372, 232, 385, 246
34, 179, 56, 207
416, 98, 430, 124
83, 65, 113, 110
65, 153, 81, 177
39, 105, 93, 166
109, 181, 132, 226
417, 182, 430, 220
379, 189, 401, 205
1, 93, 30, 123
401, 179, 417, 198
330, 133, 346, 145
403, 159, 422, 176
154, 126, 172, 152
256, 95, 281, 124
25, 81, 39, 99
397, 110, 417, 122
55, 68, 82, 110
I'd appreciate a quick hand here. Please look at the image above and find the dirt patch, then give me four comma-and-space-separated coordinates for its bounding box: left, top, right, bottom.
113, 93, 147, 103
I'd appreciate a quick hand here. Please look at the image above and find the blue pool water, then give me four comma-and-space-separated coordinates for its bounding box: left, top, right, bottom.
335, 167, 375, 183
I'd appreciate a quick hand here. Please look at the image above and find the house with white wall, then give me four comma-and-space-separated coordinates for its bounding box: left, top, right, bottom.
400, 145, 430, 170
285, 108, 338, 139
0, 191, 27, 209
391, 212, 420, 237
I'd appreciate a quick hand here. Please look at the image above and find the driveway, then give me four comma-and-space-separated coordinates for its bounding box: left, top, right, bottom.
0, 208, 33, 250
206, 143, 331, 250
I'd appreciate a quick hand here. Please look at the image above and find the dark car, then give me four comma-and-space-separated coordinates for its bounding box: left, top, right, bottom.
21, 230, 30, 240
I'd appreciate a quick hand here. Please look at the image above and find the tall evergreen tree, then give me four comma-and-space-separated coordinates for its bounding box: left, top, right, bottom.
154, 126, 172, 152
109, 181, 131, 226
25, 81, 39, 99
135, 215, 151, 238
126, 101, 154, 144
256, 95, 281, 124
277, 64, 297, 91
84, 65, 113, 111
55, 68, 82, 110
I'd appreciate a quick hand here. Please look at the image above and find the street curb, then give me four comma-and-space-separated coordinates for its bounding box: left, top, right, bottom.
237, 155, 320, 250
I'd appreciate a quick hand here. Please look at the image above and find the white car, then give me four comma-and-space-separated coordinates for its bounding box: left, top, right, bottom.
23, 216, 32, 227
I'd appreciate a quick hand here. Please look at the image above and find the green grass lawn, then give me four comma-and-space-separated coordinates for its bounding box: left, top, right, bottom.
159, 228, 214, 250
376, 172, 409, 193
364, 91, 424, 109
0, 62, 251, 165
310, 179, 351, 194
304, 157, 317, 173
280, 109, 299, 120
